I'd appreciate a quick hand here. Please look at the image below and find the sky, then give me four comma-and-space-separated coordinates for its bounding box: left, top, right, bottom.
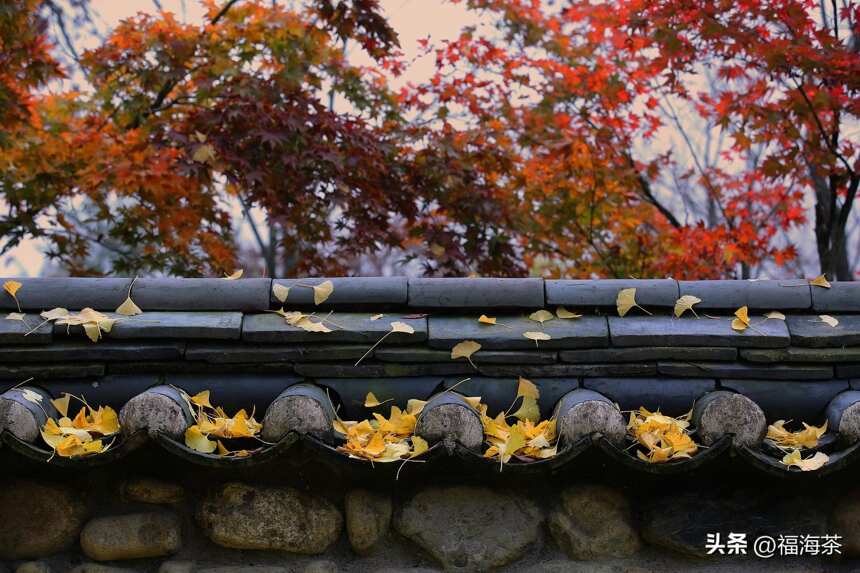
0, 0, 478, 277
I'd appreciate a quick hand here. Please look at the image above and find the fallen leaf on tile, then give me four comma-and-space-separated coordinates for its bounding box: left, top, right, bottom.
809, 274, 831, 289
673, 295, 702, 318
616, 288, 652, 317
223, 269, 243, 280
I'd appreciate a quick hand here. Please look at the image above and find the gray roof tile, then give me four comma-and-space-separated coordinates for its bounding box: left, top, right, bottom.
609, 316, 789, 348
0, 314, 52, 344
811, 281, 860, 312
132, 278, 271, 311
408, 278, 544, 308
0, 277, 132, 311
0, 341, 184, 362
271, 277, 407, 307
185, 343, 368, 363
0, 363, 104, 380
657, 361, 833, 380
741, 347, 860, 363
678, 280, 811, 310
242, 313, 427, 344
720, 379, 847, 421
54, 312, 242, 340
427, 315, 608, 350
294, 362, 472, 378
545, 279, 678, 308
374, 347, 557, 364
478, 363, 655, 377
583, 377, 715, 416
560, 347, 737, 363
787, 315, 860, 347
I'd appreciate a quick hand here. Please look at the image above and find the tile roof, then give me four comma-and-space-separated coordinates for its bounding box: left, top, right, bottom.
2, 276, 860, 475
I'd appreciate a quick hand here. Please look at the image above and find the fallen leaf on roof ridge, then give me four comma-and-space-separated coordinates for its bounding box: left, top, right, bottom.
523, 331, 551, 346
478, 314, 497, 325
451, 340, 481, 368
223, 269, 243, 280
731, 306, 750, 332
115, 297, 142, 316
819, 315, 839, 327
674, 295, 702, 318
556, 307, 582, 319
6, 312, 25, 321
3, 280, 22, 312
764, 311, 786, 320
617, 288, 652, 317
272, 283, 290, 303
355, 321, 416, 366
364, 392, 392, 408
809, 274, 831, 289
313, 280, 334, 305
528, 310, 554, 324
370, 314, 383, 321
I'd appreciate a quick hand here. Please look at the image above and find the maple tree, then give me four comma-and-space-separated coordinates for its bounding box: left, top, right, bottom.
408, 0, 860, 278
1, 0, 859, 278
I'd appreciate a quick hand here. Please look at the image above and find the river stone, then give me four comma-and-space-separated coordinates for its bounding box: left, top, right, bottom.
394, 486, 542, 571
68, 565, 137, 573
345, 489, 392, 555
197, 483, 342, 554
0, 481, 88, 559
158, 561, 195, 573
302, 561, 338, 573
14, 563, 51, 573
121, 478, 185, 504
80, 512, 181, 561
548, 485, 640, 559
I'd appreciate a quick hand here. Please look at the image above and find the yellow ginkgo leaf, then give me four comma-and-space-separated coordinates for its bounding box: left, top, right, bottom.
272, 283, 290, 303
223, 269, 243, 280
517, 377, 540, 400
731, 306, 750, 332
21, 389, 43, 404
764, 311, 786, 320
673, 295, 702, 318
556, 307, 582, 319
312, 280, 334, 305
809, 275, 831, 289
3, 280, 22, 312
463, 396, 482, 409
478, 314, 497, 325
410, 435, 429, 458
6, 312, 25, 321
528, 310, 555, 324
782, 449, 828, 471
364, 392, 392, 408
616, 288, 652, 317
3, 280, 22, 298
370, 314, 384, 321
293, 317, 331, 333
523, 331, 551, 346
406, 399, 426, 416
451, 340, 481, 367
115, 296, 142, 316
390, 321, 415, 334
191, 390, 212, 409
51, 394, 71, 418
41, 307, 69, 321
83, 322, 102, 342
819, 315, 839, 327
185, 425, 217, 453
512, 396, 540, 423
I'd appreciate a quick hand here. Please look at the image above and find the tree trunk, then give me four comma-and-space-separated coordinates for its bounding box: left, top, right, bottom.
811, 167, 855, 281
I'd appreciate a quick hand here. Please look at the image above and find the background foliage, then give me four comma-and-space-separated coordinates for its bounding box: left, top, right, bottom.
1, 0, 858, 279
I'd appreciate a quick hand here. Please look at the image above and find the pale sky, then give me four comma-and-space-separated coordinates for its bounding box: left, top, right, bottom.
1, 0, 478, 277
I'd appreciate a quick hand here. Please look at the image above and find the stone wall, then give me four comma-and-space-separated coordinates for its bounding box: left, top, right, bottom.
2, 448, 860, 573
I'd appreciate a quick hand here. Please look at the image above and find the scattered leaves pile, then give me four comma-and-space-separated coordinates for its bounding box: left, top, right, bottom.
627, 407, 698, 463
480, 377, 558, 466
333, 392, 428, 463
35, 391, 120, 458
767, 419, 830, 471
181, 389, 263, 457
